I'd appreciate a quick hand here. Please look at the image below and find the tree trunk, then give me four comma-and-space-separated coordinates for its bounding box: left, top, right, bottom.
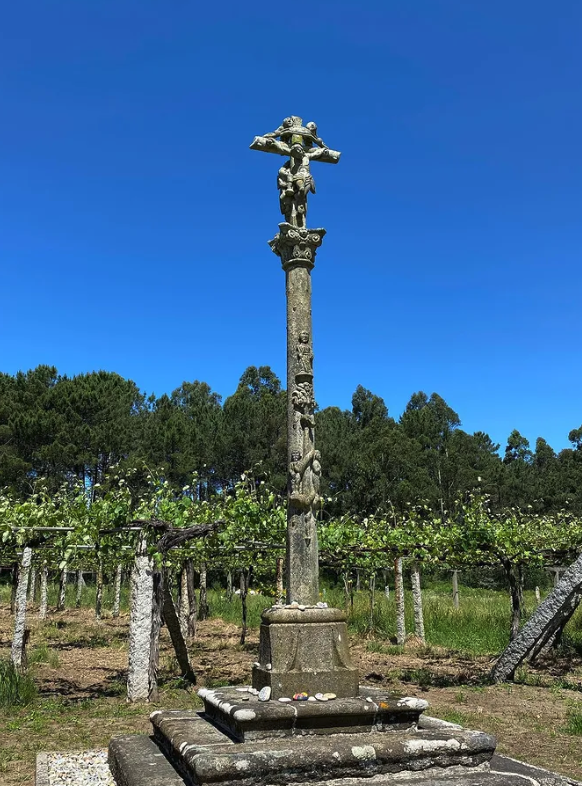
11, 547, 32, 670
39, 562, 48, 620
368, 571, 376, 632
95, 558, 103, 621
535, 586, 541, 604
452, 570, 460, 609
355, 569, 361, 592
239, 568, 249, 646
276, 557, 284, 605
57, 565, 67, 611
32, 565, 40, 604
503, 560, 524, 641
27, 566, 36, 605
226, 570, 233, 602
179, 565, 189, 639
148, 570, 163, 702
186, 559, 197, 638
127, 534, 155, 702
112, 563, 122, 618
162, 568, 196, 683
342, 572, 350, 611
199, 562, 209, 621
10, 562, 19, 614
492, 552, 582, 682
75, 569, 84, 608
411, 561, 425, 642
394, 557, 406, 645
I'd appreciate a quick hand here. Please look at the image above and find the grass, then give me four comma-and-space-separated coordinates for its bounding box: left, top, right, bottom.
208, 592, 273, 628
2, 578, 582, 783
28, 643, 60, 668
318, 583, 582, 658
4, 572, 582, 659
563, 705, 582, 735
0, 659, 38, 707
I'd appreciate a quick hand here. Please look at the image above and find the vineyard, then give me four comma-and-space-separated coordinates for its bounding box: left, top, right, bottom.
2, 472, 582, 782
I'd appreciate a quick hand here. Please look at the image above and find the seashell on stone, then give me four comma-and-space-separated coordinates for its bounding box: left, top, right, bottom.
278, 697, 292, 703
323, 693, 336, 700
258, 686, 271, 702
307, 696, 316, 702
235, 687, 249, 692
266, 663, 272, 671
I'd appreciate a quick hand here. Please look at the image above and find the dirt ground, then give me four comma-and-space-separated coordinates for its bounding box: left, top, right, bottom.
1, 605, 581, 785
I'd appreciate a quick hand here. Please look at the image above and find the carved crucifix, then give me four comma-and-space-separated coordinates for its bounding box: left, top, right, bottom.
250, 116, 340, 228
251, 117, 341, 605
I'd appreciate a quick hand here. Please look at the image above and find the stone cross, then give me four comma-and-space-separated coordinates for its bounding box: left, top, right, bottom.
251, 117, 341, 606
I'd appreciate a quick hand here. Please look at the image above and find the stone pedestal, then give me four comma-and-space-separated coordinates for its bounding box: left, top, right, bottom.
106, 705, 582, 786
251, 605, 359, 700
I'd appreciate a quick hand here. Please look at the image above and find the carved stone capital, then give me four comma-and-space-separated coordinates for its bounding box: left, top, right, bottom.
269, 223, 326, 272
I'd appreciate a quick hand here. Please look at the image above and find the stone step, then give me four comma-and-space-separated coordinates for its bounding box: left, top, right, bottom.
150, 709, 235, 762
108, 734, 185, 786
198, 685, 428, 741
177, 727, 496, 786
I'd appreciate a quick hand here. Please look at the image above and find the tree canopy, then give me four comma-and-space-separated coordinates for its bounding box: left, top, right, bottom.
2, 364, 582, 516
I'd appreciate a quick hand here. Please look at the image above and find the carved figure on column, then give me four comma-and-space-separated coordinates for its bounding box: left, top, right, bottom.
251, 117, 340, 230
263, 116, 329, 150
277, 163, 293, 224
251, 116, 342, 612
291, 381, 315, 457
289, 448, 322, 510
296, 331, 313, 377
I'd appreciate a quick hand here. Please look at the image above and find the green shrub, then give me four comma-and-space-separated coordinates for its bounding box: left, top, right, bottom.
0, 659, 37, 707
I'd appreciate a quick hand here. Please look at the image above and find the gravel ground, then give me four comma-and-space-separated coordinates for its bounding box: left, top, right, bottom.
45, 750, 115, 786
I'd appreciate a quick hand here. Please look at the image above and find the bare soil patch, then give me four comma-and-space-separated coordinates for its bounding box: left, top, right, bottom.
1, 605, 581, 784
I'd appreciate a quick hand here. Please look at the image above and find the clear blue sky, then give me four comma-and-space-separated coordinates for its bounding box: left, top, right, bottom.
1, 1, 581, 454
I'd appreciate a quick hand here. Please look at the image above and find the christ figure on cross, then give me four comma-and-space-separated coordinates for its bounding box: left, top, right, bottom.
250, 116, 341, 228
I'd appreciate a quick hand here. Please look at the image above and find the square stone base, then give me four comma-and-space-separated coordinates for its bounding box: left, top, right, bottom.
251, 605, 359, 700
104, 709, 582, 786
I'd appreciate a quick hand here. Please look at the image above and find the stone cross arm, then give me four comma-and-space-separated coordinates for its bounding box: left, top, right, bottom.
250, 136, 341, 164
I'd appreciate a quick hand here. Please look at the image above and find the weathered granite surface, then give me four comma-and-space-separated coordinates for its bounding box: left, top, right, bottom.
109, 736, 184, 786
250, 117, 339, 609
178, 727, 496, 786
105, 711, 582, 786
492, 551, 582, 682
251, 606, 358, 699
196, 686, 427, 741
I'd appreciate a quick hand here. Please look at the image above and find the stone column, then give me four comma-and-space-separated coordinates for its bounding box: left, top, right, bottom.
11, 547, 32, 670
271, 223, 325, 605
252, 224, 358, 699
250, 120, 357, 699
